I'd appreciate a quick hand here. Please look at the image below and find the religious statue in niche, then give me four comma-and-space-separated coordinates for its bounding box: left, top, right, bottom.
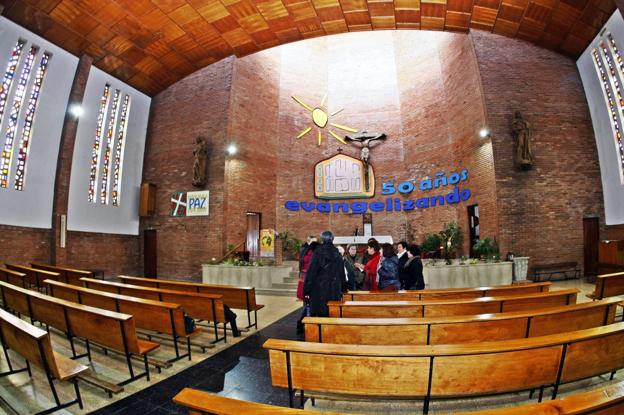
345, 131, 387, 191
192, 136, 208, 188
511, 112, 533, 170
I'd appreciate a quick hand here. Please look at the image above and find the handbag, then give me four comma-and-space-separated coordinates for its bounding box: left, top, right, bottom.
183, 314, 196, 334
304, 296, 311, 317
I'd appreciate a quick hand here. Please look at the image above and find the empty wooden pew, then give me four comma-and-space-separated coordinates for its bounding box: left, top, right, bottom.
173, 388, 348, 415
5, 263, 60, 292
45, 279, 201, 361
173, 380, 624, 415
31, 263, 94, 286
264, 322, 624, 414
0, 266, 27, 288
0, 280, 159, 386
305, 298, 620, 345
587, 272, 624, 300
0, 307, 88, 414
81, 277, 228, 343
344, 281, 551, 301
328, 289, 579, 318
116, 275, 264, 329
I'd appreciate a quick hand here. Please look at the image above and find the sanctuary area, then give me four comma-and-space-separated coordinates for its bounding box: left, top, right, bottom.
0, 1, 624, 414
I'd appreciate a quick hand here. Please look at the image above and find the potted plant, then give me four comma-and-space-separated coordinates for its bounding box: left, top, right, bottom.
278, 232, 302, 260
439, 222, 464, 264
472, 237, 499, 261
421, 233, 442, 258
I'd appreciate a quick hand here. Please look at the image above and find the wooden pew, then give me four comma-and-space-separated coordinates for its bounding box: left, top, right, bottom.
0, 307, 88, 414
329, 289, 579, 318
0, 280, 159, 386
80, 277, 228, 343
45, 279, 201, 362
116, 275, 264, 329
0, 266, 28, 288
305, 298, 620, 345
5, 263, 60, 292
31, 262, 94, 286
344, 281, 551, 301
174, 380, 624, 415
173, 388, 348, 415
587, 272, 624, 300
264, 322, 624, 414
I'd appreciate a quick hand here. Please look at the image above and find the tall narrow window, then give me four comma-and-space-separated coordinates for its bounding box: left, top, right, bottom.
99, 89, 121, 204
0, 46, 37, 188
112, 94, 130, 206
14, 52, 51, 191
88, 84, 110, 202
0, 40, 25, 126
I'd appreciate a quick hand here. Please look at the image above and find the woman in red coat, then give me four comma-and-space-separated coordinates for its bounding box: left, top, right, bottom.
297, 241, 318, 300
356, 239, 381, 291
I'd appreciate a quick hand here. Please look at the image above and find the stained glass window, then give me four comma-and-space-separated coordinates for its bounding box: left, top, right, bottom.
594, 33, 624, 182
14, 52, 51, 191
99, 89, 121, 204
0, 40, 25, 130
111, 94, 130, 206
88, 84, 110, 202
0, 46, 37, 188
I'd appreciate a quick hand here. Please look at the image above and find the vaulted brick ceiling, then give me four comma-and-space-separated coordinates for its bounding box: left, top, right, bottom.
1, 0, 615, 96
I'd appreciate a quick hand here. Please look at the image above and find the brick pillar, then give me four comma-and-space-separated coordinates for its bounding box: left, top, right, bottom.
50, 55, 93, 265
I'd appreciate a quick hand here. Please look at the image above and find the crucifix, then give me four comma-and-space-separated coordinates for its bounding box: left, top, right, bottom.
345, 131, 386, 192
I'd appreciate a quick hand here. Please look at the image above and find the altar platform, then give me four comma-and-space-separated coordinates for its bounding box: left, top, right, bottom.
423, 259, 513, 289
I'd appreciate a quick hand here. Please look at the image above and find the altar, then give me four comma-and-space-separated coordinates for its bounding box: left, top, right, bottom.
333, 235, 393, 245
423, 260, 513, 289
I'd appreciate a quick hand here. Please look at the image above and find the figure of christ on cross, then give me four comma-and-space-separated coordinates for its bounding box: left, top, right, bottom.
344, 131, 387, 192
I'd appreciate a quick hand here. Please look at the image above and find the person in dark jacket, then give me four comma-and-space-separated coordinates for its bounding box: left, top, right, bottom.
303, 231, 344, 316
337, 245, 356, 292
377, 243, 400, 291
400, 244, 425, 290
396, 240, 409, 271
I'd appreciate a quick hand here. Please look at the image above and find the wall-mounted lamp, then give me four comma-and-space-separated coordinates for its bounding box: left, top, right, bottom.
226, 144, 238, 156
69, 104, 84, 118
479, 128, 491, 138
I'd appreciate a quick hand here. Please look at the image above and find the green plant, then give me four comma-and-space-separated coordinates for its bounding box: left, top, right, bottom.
439, 222, 464, 260
278, 232, 303, 260
421, 233, 442, 254
472, 237, 499, 259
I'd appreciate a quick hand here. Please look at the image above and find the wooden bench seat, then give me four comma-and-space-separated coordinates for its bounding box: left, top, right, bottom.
305, 298, 620, 345
329, 289, 579, 318
5, 263, 60, 292
0, 266, 27, 288
533, 262, 581, 282
45, 279, 201, 361
0, 280, 159, 386
31, 263, 94, 286
174, 380, 624, 415
345, 281, 551, 301
0, 307, 88, 415
587, 272, 624, 300
81, 277, 228, 343
116, 275, 264, 329
264, 322, 624, 414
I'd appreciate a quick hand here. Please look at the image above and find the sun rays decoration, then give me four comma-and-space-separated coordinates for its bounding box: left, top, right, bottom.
292, 94, 358, 146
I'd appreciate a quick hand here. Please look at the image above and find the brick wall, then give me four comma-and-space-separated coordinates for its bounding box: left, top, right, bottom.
472, 30, 605, 272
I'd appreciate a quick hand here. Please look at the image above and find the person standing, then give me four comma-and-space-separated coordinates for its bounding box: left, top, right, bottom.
297, 241, 318, 300
299, 235, 317, 274
337, 245, 356, 292
400, 245, 425, 290
356, 239, 380, 290
377, 243, 400, 291
396, 241, 409, 274
303, 231, 344, 317
345, 244, 365, 289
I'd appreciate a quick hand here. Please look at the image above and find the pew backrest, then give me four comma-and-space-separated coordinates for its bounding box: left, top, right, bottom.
590, 272, 624, 300
265, 323, 624, 404
80, 277, 226, 323
305, 298, 620, 345
0, 267, 27, 288
0, 307, 88, 381
45, 279, 188, 337
5, 263, 60, 290
345, 282, 552, 301
31, 263, 94, 286
329, 289, 579, 318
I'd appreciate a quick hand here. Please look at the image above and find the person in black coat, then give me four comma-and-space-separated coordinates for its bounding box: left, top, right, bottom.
400, 244, 425, 290
396, 240, 409, 272
303, 231, 344, 316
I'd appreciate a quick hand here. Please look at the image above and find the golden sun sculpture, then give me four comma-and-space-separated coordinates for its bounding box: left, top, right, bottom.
292, 94, 358, 146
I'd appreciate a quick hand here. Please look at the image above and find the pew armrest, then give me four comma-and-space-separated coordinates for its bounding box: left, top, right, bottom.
53, 351, 89, 381
136, 340, 160, 355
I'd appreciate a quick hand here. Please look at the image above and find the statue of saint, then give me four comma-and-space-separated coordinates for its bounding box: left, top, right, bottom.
192, 136, 208, 188
345, 131, 386, 191
512, 112, 533, 170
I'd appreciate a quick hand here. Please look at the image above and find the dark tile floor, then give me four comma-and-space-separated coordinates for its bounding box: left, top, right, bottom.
90, 308, 301, 415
